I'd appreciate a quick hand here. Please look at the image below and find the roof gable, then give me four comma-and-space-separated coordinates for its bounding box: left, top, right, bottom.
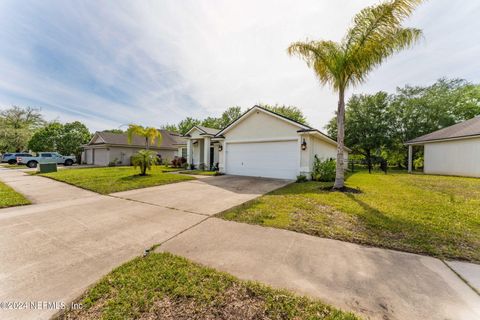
215, 105, 310, 137
184, 125, 220, 137
406, 116, 480, 144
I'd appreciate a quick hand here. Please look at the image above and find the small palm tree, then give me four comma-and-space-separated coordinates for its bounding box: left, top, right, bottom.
126, 124, 162, 150
288, 0, 423, 189
131, 150, 158, 176
127, 124, 162, 175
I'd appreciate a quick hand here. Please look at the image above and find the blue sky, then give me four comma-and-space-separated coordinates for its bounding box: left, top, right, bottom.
0, 0, 479, 131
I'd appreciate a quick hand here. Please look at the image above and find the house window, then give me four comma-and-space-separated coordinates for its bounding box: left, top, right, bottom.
182, 148, 187, 158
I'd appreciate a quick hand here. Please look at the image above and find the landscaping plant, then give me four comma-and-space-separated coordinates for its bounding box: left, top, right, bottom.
126, 124, 162, 150
288, 0, 423, 189
312, 156, 336, 182
131, 150, 158, 176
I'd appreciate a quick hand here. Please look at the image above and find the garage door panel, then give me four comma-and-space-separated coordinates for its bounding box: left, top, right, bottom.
226, 141, 298, 179
93, 149, 108, 166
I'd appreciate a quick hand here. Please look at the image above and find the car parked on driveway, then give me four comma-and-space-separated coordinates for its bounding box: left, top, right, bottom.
1, 153, 33, 165
17, 152, 76, 168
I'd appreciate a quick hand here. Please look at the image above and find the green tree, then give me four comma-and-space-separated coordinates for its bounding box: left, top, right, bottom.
201, 117, 222, 129
0, 106, 44, 152
126, 124, 162, 150
177, 117, 201, 135
160, 124, 179, 133
259, 104, 308, 125
288, 0, 423, 189
387, 78, 480, 167
326, 92, 392, 172
218, 106, 243, 128
28, 121, 91, 162
57, 121, 91, 161
28, 122, 64, 152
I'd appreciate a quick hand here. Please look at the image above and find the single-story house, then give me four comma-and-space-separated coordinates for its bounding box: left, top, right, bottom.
406, 116, 480, 177
181, 105, 349, 180
82, 130, 185, 166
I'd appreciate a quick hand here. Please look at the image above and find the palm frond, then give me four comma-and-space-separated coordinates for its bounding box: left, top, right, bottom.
126, 124, 144, 144
288, 41, 347, 91
345, 0, 423, 52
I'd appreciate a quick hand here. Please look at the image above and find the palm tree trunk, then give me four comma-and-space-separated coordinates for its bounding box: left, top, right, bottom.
145, 137, 149, 150
334, 88, 345, 189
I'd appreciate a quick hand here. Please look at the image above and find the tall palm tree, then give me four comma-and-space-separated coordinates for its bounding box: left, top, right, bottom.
288, 0, 423, 189
126, 124, 162, 150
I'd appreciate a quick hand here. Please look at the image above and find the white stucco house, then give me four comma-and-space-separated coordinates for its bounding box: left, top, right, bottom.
181, 105, 349, 180
82, 130, 184, 166
406, 116, 480, 177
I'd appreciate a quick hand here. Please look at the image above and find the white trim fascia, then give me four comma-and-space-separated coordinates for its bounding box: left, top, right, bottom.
216, 106, 309, 137
87, 132, 104, 145
184, 126, 206, 136
405, 134, 480, 145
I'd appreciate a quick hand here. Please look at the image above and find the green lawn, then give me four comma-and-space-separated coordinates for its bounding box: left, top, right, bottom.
0, 181, 30, 208
39, 166, 195, 194
61, 252, 358, 320
220, 172, 480, 262
179, 170, 218, 176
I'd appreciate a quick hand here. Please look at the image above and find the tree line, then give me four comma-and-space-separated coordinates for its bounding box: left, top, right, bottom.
326, 78, 480, 170
0, 106, 91, 162
160, 104, 308, 135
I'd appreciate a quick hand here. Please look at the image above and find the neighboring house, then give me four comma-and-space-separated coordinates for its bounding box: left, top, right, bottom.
406, 116, 480, 177
82, 130, 185, 166
183, 105, 349, 180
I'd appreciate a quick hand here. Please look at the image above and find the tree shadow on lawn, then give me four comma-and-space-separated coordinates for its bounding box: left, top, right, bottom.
340, 193, 470, 260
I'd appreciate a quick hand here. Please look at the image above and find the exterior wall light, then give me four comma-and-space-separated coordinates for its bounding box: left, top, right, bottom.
219, 145, 223, 151
301, 139, 307, 150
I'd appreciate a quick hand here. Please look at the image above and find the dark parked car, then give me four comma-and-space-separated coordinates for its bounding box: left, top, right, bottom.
1, 153, 33, 165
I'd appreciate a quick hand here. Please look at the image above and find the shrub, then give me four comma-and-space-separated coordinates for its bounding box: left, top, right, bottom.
108, 158, 119, 167
296, 174, 308, 183
414, 155, 424, 170
131, 150, 158, 176
312, 156, 336, 182
171, 156, 187, 168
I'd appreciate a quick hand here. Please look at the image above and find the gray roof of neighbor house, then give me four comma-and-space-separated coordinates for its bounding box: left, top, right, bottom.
88, 130, 186, 149
406, 116, 480, 144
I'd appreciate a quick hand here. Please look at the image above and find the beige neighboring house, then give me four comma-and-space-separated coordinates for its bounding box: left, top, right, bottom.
183, 105, 349, 180
82, 130, 186, 166
406, 116, 480, 177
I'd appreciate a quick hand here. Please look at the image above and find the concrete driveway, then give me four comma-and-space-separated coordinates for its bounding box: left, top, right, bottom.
111, 175, 290, 215
0, 169, 286, 320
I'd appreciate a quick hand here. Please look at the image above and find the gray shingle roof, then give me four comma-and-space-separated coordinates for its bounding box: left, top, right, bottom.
406, 116, 480, 144
91, 130, 185, 149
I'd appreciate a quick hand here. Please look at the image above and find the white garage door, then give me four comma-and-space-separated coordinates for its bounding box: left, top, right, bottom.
226, 140, 299, 179
93, 149, 108, 166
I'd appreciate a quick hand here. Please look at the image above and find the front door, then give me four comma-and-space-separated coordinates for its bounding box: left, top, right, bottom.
210, 147, 214, 169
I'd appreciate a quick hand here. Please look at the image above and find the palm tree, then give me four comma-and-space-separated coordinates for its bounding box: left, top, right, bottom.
126, 124, 162, 150
288, 0, 423, 189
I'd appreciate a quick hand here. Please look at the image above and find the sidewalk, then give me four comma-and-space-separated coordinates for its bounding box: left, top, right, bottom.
159, 218, 480, 320
0, 167, 96, 203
